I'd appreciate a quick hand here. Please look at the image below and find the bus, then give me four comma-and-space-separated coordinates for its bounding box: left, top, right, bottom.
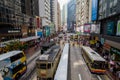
41, 41, 55, 54
36, 45, 61, 80
0, 50, 27, 80
81, 46, 106, 74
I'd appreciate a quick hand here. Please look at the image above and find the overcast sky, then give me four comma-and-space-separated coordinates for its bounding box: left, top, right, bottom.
58, 0, 69, 10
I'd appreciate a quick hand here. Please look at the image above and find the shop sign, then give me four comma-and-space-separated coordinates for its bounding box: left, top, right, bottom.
103, 43, 111, 51
91, 0, 98, 21
84, 24, 91, 33
116, 20, 120, 36
8, 30, 20, 33
90, 24, 100, 34
100, 38, 105, 45
107, 21, 115, 35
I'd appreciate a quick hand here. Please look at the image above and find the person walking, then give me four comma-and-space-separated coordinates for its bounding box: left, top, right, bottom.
116, 71, 120, 80
0, 73, 3, 80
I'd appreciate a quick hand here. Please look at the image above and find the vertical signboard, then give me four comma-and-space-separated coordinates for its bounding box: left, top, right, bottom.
107, 21, 115, 35
95, 24, 100, 34
84, 24, 91, 33
45, 26, 50, 37
100, 38, 105, 45
37, 31, 43, 37
91, 0, 98, 21
90, 24, 96, 33
116, 20, 120, 36
36, 17, 40, 28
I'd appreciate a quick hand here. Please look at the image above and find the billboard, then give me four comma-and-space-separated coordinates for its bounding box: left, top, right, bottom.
45, 26, 50, 37
36, 17, 40, 28
107, 21, 115, 35
116, 20, 120, 36
91, 23, 100, 34
91, 0, 98, 21
37, 31, 43, 37
84, 24, 91, 33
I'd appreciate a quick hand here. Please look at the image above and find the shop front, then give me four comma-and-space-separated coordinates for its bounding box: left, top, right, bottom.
102, 42, 111, 60
103, 40, 120, 78
110, 47, 120, 61
110, 47, 120, 72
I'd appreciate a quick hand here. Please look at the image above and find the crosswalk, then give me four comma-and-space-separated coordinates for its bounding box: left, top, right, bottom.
70, 41, 82, 47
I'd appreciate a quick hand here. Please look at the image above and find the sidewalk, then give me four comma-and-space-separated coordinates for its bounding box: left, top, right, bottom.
27, 50, 41, 64
24, 46, 40, 58
20, 48, 41, 80
24, 46, 41, 63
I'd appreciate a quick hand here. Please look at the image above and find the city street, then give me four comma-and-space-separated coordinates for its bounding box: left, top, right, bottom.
20, 50, 41, 80
29, 36, 111, 80
69, 45, 91, 80
13, 33, 115, 80
0, 0, 120, 80
69, 42, 111, 80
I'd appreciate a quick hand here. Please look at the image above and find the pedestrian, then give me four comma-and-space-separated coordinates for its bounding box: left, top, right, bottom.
113, 66, 117, 75
117, 71, 120, 80
0, 73, 3, 80
110, 66, 113, 72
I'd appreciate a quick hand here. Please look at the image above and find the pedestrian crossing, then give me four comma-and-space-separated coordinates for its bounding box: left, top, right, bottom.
70, 41, 81, 47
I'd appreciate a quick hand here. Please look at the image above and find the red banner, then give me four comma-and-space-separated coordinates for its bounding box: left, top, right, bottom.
37, 18, 40, 28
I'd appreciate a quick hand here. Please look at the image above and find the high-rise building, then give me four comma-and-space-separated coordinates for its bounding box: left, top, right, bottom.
61, 4, 67, 31
67, 0, 76, 31
39, 0, 51, 27
50, 0, 58, 31
76, 0, 89, 26
57, 2, 61, 31
0, 0, 23, 41
0, 0, 39, 41
21, 0, 39, 36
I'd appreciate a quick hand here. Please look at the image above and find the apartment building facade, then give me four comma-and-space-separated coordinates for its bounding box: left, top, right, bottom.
50, 0, 58, 31
0, 0, 23, 41
67, 0, 76, 31
39, 0, 51, 27
76, 0, 89, 32
0, 0, 39, 41
57, 2, 61, 31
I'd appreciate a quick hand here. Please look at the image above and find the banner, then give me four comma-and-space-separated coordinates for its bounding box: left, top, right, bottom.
116, 20, 120, 36
91, 0, 98, 21
90, 23, 100, 34
84, 24, 91, 33
107, 21, 115, 35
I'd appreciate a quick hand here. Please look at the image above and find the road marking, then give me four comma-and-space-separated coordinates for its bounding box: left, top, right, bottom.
97, 75, 102, 80
78, 74, 82, 80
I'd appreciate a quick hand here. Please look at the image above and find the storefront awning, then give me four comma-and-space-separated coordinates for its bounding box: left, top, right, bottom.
105, 40, 120, 50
